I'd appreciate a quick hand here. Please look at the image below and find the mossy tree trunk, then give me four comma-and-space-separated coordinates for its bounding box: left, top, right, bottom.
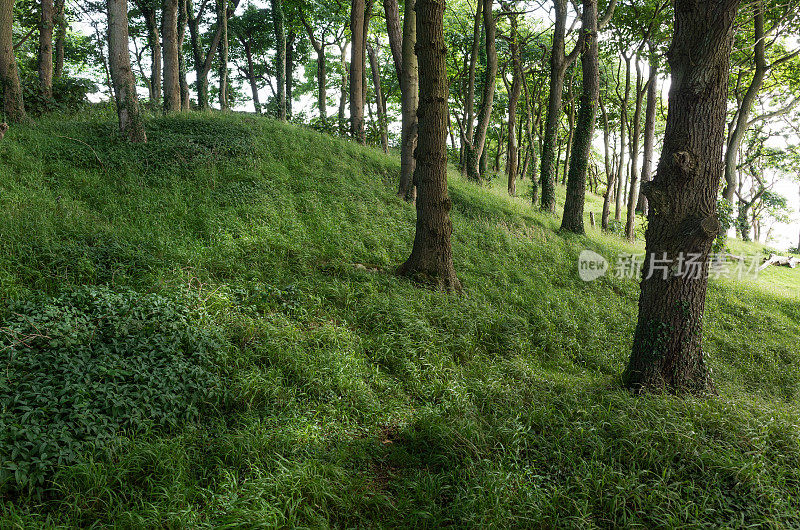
623, 0, 741, 394
0, 0, 26, 123
397, 0, 460, 292
106, 0, 147, 142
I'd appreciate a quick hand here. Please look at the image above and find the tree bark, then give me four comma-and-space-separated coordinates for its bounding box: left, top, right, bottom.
38, 0, 54, 98
561, 0, 600, 234
623, 0, 741, 394
286, 29, 296, 117
0, 0, 26, 123
162, 0, 181, 112
134, 0, 161, 103
600, 96, 615, 230
397, 0, 460, 292
338, 41, 348, 134
106, 0, 147, 142
466, 0, 496, 183
398, 0, 418, 200
243, 39, 261, 113
178, 0, 189, 109
614, 55, 630, 221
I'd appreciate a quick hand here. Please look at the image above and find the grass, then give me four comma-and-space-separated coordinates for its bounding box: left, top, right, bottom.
1, 108, 800, 527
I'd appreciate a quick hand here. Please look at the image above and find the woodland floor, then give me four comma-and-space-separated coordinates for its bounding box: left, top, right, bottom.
1, 109, 800, 527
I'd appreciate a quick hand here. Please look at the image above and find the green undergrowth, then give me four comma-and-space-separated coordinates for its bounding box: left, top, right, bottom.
0, 109, 799, 527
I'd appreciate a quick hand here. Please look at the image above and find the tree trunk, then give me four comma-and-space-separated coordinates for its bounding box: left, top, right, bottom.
338, 41, 348, 134
0, 0, 26, 123
244, 40, 261, 113
162, 0, 181, 112
217, 0, 229, 110
625, 58, 645, 240
301, 17, 327, 123
505, 10, 522, 196
135, 0, 161, 103
614, 55, 630, 221
600, 96, 614, 230
398, 0, 418, 200
286, 29, 296, 117
561, 0, 599, 234
539, 0, 572, 212
178, 0, 189, 109
637, 52, 658, 215
106, 0, 147, 142
38, 0, 54, 98
382, 0, 403, 80
461, 0, 482, 177
722, 0, 766, 204
53, 0, 66, 80
397, 0, 460, 292
349, 0, 367, 142
271, 0, 286, 119
367, 42, 389, 153
561, 87, 576, 185
466, 0, 497, 182
623, 0, 741, 394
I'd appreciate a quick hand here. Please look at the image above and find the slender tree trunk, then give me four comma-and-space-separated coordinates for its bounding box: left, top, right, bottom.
135, 0, 161, 103
271, 0, 286, 119
162, 0, 181, 112
625, 58, 645, 240
217, 0, 229, 110
382, 0, 403, 80
53, 0, 66, 80
614, 55, 630, 221
286, 29, 296, 118
398, 0, 418, 200
505, 10, 522, 196
600, 96, 614, 230
461, 0, 482, 176
338, 42, 348, 134
539, 0, 571, 212
302, 18, 327, 123
561, 89, 576, 185
623, 0, 741, 394
561, 0, 600, 234
106, 0, 147, 142
243, 40, 261, 113
722, 0, 766, 204
368, 42, 389, 153
467, 0, 497, 182
178, 0, 189, 109
0, 0, 26, 123
397, 0, 460, 291
38, 0, 54, 98
637, 52, 657, 215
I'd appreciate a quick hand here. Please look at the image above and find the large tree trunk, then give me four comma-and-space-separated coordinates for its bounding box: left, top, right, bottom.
505, 10, 522, 196
106, 0, 147, 142
460, 0, 482, 176
162, 0, 181, 112
466, 0, 497, 183
722, 0, 766, 204
53, 0, 66, 80
349, 0, 366, 142
0, 0, 26, 123
217, 0, 229, 110
367, 42, 389, 153
561, 0, 600, 234
637, 52, 658, 215
397, 0, 460, 292
397, 0, 418, 200
625, 58, 645, 240
38, 0, 54, 98
623, 0, 741, 394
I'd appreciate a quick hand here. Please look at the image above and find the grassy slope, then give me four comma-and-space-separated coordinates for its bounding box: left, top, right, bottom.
1, 110, 800, 527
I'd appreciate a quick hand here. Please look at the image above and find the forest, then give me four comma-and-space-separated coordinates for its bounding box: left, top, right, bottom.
2, 0, 800, 526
